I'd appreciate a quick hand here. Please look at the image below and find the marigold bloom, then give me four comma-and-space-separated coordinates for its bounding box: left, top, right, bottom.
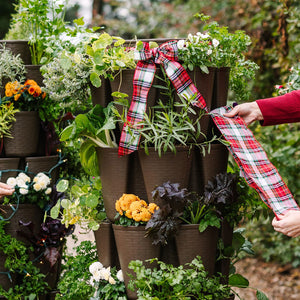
5, 81, 20, 97
24, 79, 38, 86
125, 210, 133, 219
28, 85, 42, 97
132, 207, 152, 222
14, 93, 21, 101
129, 200, 147, 212
119, 193, 140, 211
148, 203, 159, 214
115, 199, 123, 215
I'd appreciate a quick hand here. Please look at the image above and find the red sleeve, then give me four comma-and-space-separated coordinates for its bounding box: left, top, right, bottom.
256, 90, 300, 126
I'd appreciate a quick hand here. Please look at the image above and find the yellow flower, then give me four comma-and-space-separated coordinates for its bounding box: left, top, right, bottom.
115, 199, 123, 215
24, 79, 38, 86
148, 203, 159, 214
129, 200, 147, 212
125, 210, 133, 219
119, 194, 140, 211
69, 216, 80, 225
14, 93, 21, 101
5, 81, 20, 97
132, 207, 152, 222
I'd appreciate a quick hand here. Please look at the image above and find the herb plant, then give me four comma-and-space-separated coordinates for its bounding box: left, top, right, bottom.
55, 241, 98, 300
0, 103, 18, 140
50, 177, 106, 231
0, 222, 49, 299
128, 256, 232, 300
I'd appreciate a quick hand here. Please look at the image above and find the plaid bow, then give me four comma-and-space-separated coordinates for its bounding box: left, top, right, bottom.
210, 106, 300, 218
118, 40, 207, 156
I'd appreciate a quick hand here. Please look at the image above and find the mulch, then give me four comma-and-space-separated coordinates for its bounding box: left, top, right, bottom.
233, 257, 300, 299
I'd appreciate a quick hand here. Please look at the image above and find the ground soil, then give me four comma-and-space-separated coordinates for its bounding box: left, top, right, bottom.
234, 257, 300, 299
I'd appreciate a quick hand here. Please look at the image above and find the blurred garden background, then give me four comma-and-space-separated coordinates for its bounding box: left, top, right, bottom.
0, 0, 299, 299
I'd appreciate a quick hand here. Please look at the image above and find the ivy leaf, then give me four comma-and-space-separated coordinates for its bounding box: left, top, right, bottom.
228, 273, 249, 288
256, 290, 269, 300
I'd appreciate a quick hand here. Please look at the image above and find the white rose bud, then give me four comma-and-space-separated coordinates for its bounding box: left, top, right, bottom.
108, 276, 116, 285
177, 40, 185, 50
6, 177, 17, 187
116, 270, 124, 282
19, 188, 29, 195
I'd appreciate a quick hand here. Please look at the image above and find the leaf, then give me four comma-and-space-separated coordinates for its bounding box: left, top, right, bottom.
56, 179, 69, 192
44, 247, 60, 267
85, 194, 99, 208
73, 17, 85, 26
228, 273, 249, 288
60, 124, 74, 141
256, 290, 269, 300
90, 72, 102, 88
50, 200, 61, 219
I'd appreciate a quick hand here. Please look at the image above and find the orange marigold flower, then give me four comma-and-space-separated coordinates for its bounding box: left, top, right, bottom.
119, 194, 140, 211
5, 81, 19, 97
14, 93, 21, 101
125, 210, 133, 219
148, 203, 159, 214
24, 79, 38, 86
115, 199, 123, 215
28, 85, 42, 97
132, 207, 152, 222
129, 200, 147, 212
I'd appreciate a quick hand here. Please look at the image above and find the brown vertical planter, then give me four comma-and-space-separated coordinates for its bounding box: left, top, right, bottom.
175, 224, 219, 276
112, 224, 160, 300
211, 67, 230, 110
25, 65, 43, 87
0, 40, 32, 65
138, 146, 193, 203
90, 79, 113, 107
4, 111, 41, 157
0, 157, 20, 184
25, 155, 60, 184
159, 237, 179, 267
93, 222, 120, 268
96, 147, 129, 221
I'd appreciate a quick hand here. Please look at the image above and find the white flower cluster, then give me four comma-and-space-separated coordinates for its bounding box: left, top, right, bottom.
6, 172, 52, 195
89, 261, 124, 286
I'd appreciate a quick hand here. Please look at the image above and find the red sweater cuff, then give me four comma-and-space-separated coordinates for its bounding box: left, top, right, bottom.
256, 90, 300, 126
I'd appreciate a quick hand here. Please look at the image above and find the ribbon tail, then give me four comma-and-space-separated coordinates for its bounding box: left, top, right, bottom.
118, 61, 156, 156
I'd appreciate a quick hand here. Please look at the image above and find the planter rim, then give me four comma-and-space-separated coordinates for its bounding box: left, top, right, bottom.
0, 157, 20, 161
0, 39, 29, 43
112, 224, 146, 231
25, 154, 59, 161
139, 145, 193, 154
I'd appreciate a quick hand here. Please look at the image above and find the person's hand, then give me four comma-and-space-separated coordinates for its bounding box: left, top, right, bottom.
272, 210, 300, 237
223, 101, 263, 126
0, 182, 15, 199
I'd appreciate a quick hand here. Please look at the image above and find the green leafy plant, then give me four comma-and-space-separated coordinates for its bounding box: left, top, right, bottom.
50, 177, 106, 231
128, 256, 232, 300
55, 241, 98, 300
0, 221, 49, 299
123, 67, 222, 157
0, 44, 26, 97
7, 0, 69, 65
0, 103, 18, 140
60, 103, 118, 176
177, 13, 259, 101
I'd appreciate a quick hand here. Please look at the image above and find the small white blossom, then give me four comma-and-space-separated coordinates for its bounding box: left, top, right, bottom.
207, 49, 212, 55
45, 187, 52, 195
33, 183, 42, 192
116, 270, 124, 282
99, 267, 111, 281
6, 177, 17, 187
16, 178, 27, 188
177, 40, 185, 50
89, 262, 103, 275
19, 188, 29, 195
212, 39, 220, 47
18, 173, 31, 183
108, 276, 116, 285
188, 33, 193, 42
197, 32, 210, 39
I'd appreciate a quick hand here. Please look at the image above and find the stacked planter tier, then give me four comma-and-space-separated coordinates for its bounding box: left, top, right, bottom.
93, 62, 234, 299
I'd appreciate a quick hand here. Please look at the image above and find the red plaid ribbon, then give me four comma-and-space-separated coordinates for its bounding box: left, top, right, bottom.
118, 40, 207, 156
210, 106, 300, 218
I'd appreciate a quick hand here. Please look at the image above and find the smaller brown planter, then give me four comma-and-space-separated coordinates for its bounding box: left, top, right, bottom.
90, 79, 113, 107
96, 147, 129, 221
0, 157, 20, 184
4, 111, 41, 157
0, 40, 31, 64
113, 224, 160, 300
211, 67, 230, 110
175, 224, 219, 276
138, 146, 193, 204
25, 65, 43, 87
93, 222, 120, 268
25, 155, 60, 184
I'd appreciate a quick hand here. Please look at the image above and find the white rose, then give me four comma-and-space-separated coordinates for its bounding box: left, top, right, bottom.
89, 262, 103, 275
6, 177, 17, 187
108, 276, 116, 285
16, 178, 27, 188
177, 40, 185, 50
99, 267, 111, 281
207, 49, 212, 55
45, 187, 52, 195
18, 173, 31, 183
188, 33, 193, 42
33, 183, 42, 192
212, 38, 220, 47
92, 270, 101, 282
19, 188, 29, 195
116, 270, 124, 282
